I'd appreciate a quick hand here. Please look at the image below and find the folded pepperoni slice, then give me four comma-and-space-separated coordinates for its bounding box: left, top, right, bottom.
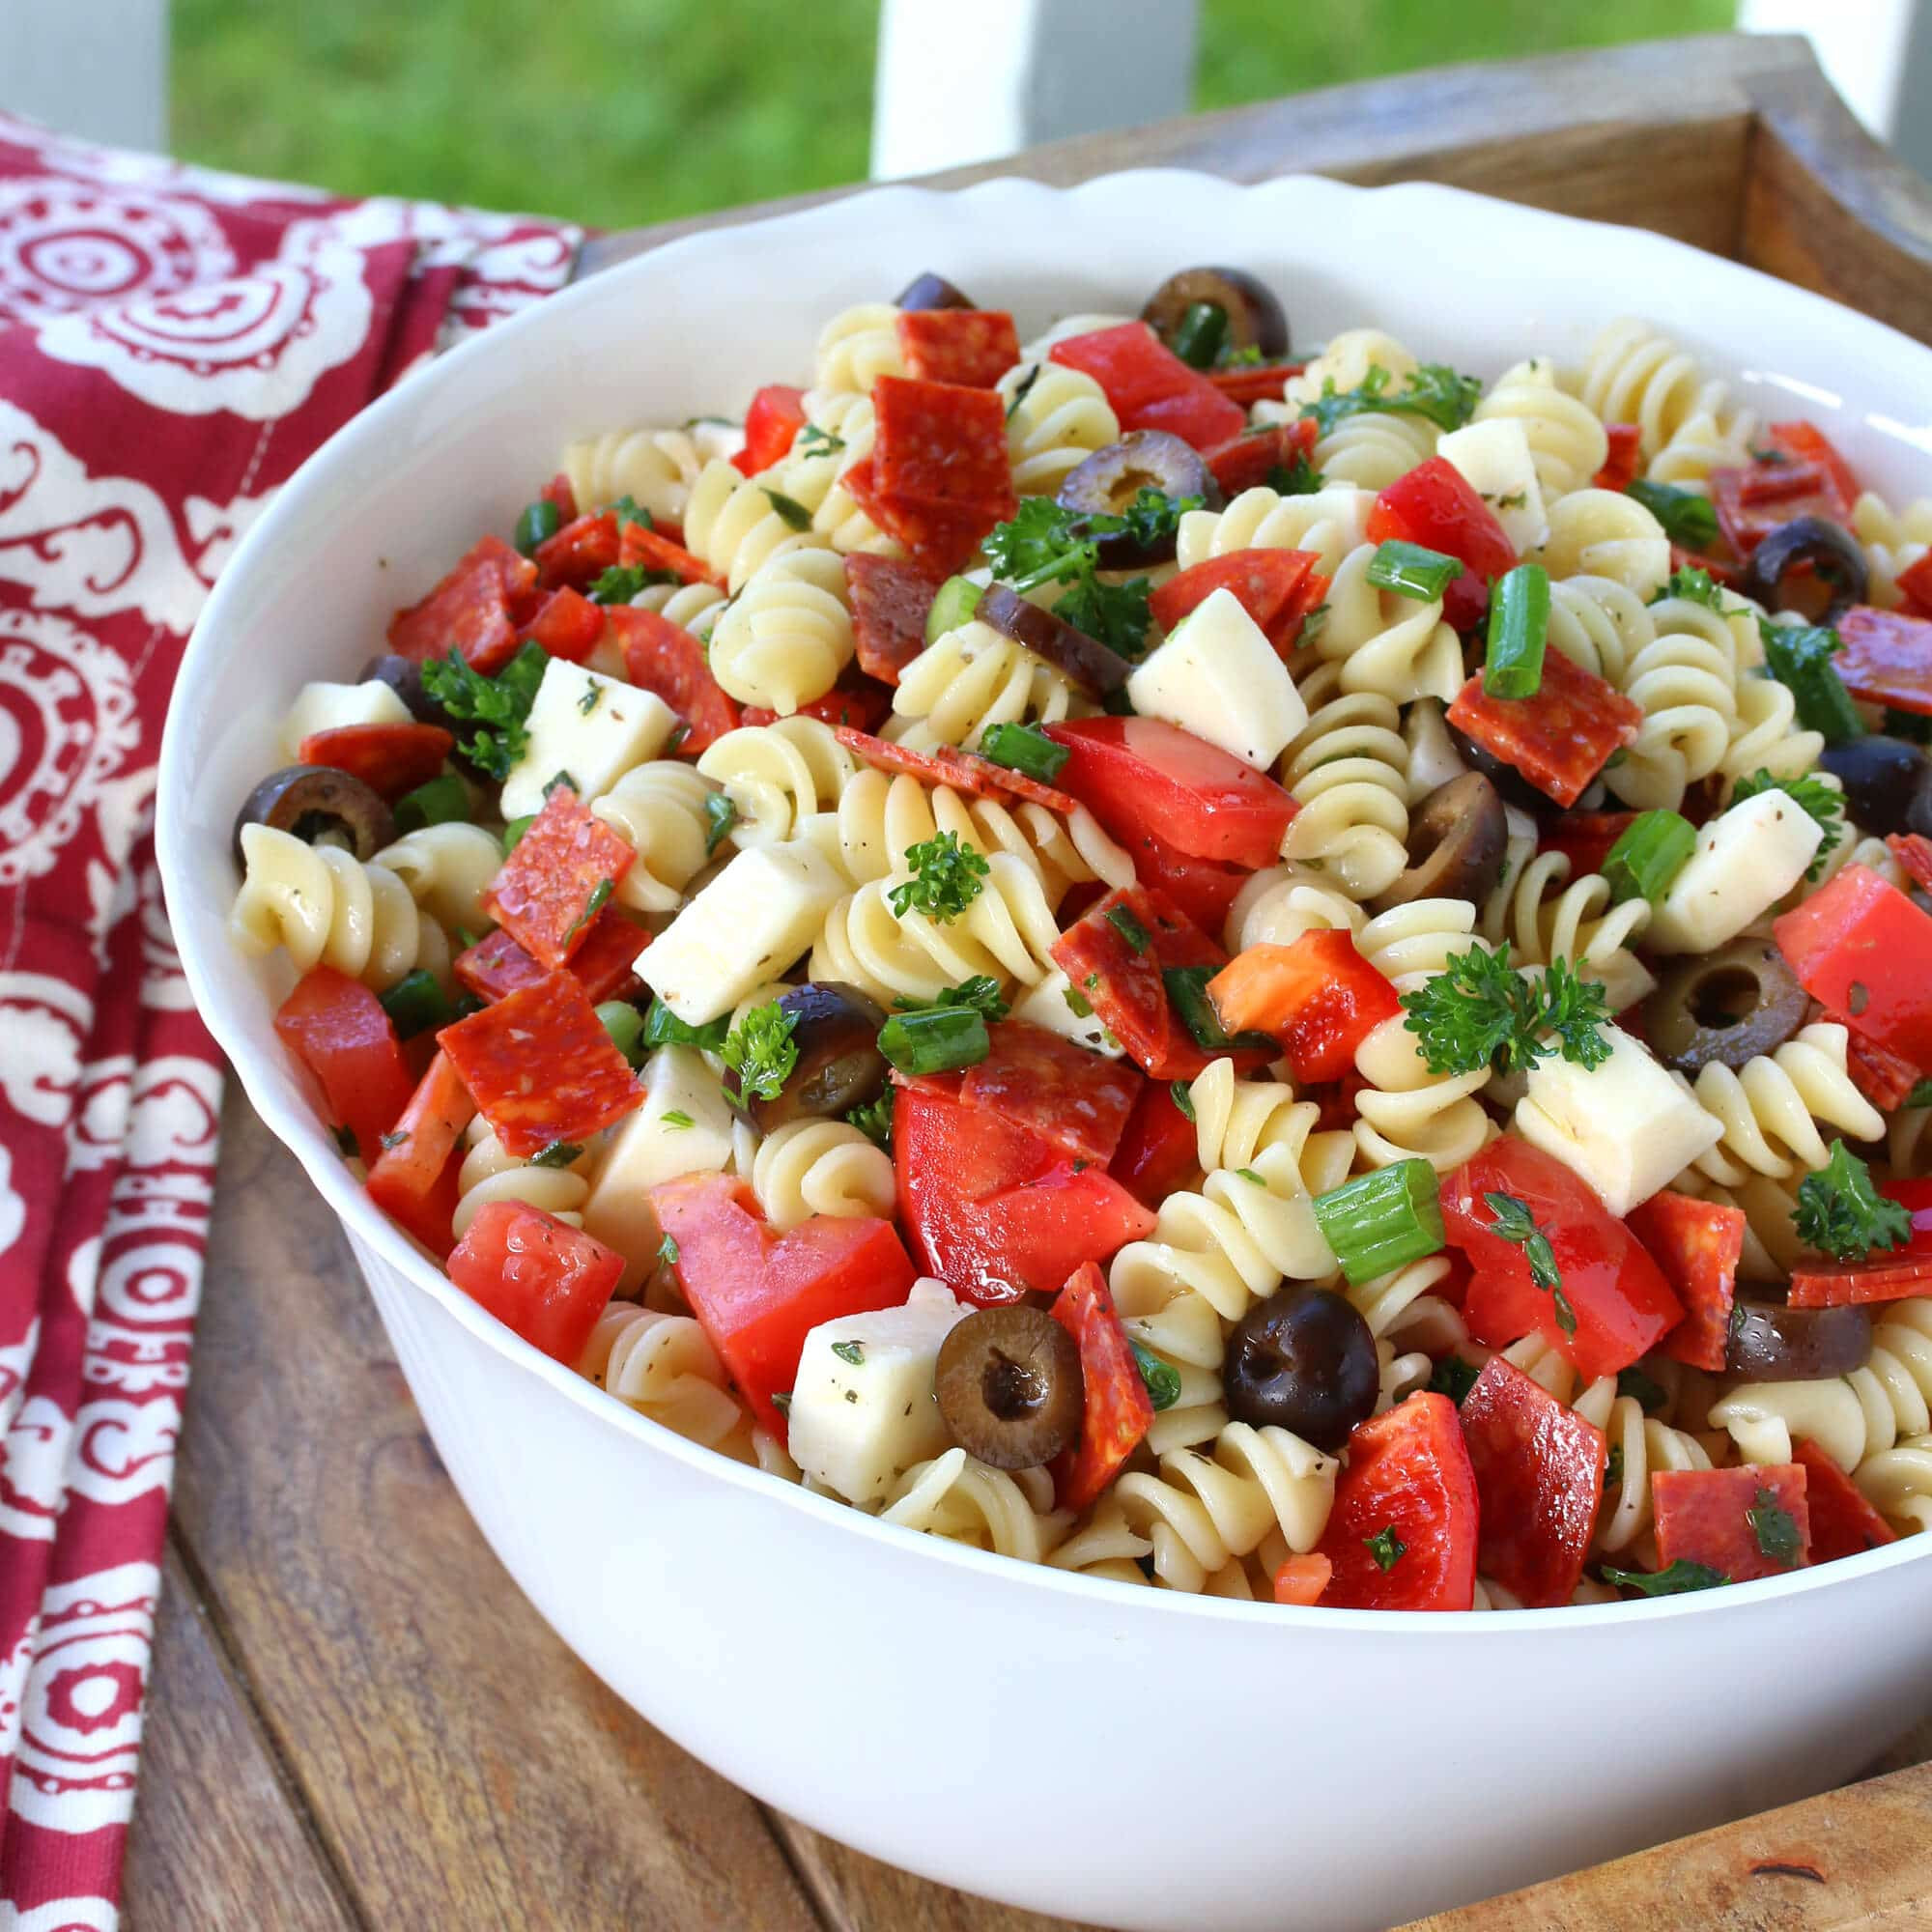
871, 375, 1017, 522
833, 725, 1078, 816
895, 309, 1021, 389
456, 909, 644, 1007
1627, 1190, 1745, 1373
845, 553, 942, 687
483, 785, 636, 972
1049, 1262, 1155, 1514
839, 455, 992, 579
297, 722, 454, 802
1446, 649, 1642, 809
387, 535, 538, 673
611, 605, 740, 753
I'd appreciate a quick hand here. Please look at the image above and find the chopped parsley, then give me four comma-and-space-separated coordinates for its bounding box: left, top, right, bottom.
1236, 1167, 1265, 1187
1130, 1340, 1182, 1411
1484, 1189, 1577, 1336
661, 1110, 695, 1130
1399, 943, 1611, 1078
1063, 983, 1094, 1018
1298, 361, 1481, 439
1747, 1487, 1804, 1568
420, 640, 547, 781
565, 876, 612, 942
1364, 1524, 1408, 1573
720, 1000, 800, 1103
1605, 1443, 1625, 1488
589, 563, 676, 604
703, 791, 739, 857
1651, 565, 1727, 611
1602, 1559, 1730, 1596
1427, 1353, 1480, 1405
657, 1233, 680, 1267
578, 683, 604, 715
761, 488, 813, 531
1729, 768, 1844, 881
888, 831, 989, 923
795, 423, 845, 460
1004, 363, 1041, 421
1794, 1141, 1912, 1262
1169, 1078, 1197, 1123
848, 1084, 895, 1151
1268, 450, 1325, 496
610, 494, 652, 529
894, 976, 1009, 1022
640, 996, 729, 1054
1624, 479, 1719, 551
1106, 903, 1152, 954
531, 1141, 583, 1168
832, 1340, 866, 1367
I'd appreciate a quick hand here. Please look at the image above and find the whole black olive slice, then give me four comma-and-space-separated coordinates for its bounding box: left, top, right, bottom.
1377, 773, 1509, 910
1741, 514, 1869, 623
1726, 1295, 1874, 1381
753, 981, 889, 1130
1818, 735, 1930, 839
978, 582, 1132, 696
1645, 940, 1809, 1073
935, 1306, 1084, 1469
894, 271, 975, 312
1056, 432, 1221, 567
1445, 722, 1550, 813
1222, 1284, 1378, 1452
232, 764, 394, 867
1141, 267, 1289, 360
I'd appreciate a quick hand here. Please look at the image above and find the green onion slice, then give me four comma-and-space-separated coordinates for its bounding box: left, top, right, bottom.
1482, 563, 1551, 700
596, 1000, 647, 1066
1367, 539, 1460, 602
1624, 480, 1719, 552
1602, 810, 1696, 904
1171, 300, 1229, 370
501, 814, 536, 855
878, 1005, 990, 1076
979, 722, 1069, 783
1311, 1158, 1446, 1287
513, 497, 562, 556
379, 968, 456, 1040
1761, 622, 1866, 744
393, 772, 469, 835
1160, 966, 1276, 1055
925, 574, 984, 643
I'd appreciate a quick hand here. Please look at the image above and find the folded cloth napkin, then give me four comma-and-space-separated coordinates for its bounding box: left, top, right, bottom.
0, 109, 582, 1927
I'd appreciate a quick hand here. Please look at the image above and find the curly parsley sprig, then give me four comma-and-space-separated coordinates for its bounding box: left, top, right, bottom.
1399, 944, 1612, 1078
888, 832, 989, 923
1794, 1141, 1912, 1263
1297, 361, 1481, 439
720, 1000, 799, 1103
419, 640, 548, 781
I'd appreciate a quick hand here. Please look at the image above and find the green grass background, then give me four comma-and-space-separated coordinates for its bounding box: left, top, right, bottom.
172, 0, 1735, 229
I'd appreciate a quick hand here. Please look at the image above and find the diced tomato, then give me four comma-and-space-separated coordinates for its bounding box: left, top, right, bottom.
533, 511, 621, 593
387, 535, 539, 673
871, 375, 1017, 521
482, 784, 634, 972
295, 722, 453, 803
1125, 827, 1249, 933
1202, 418, 1319, 499
1651, 1463, 1810, 1582
1369, 457, 1518, 584
437, 970, 639, 1158
734, 384, 808, 476
1444, 1136, 1684, 1380
539, 472, 578, 522
446, 1201, 622, 1365
1446, 649, 1643, 809
1207, 932, 1401, 1084
1592, 423, 1641, 493
1276, 563, 1331, 652
1831, 607, 1932, 717
1791, 1438, 1897, 1563
1775, 865, 1932, 1067
1148, 547, 1320, 650
365, 1050, 474, 1257
1317, 1394, 1479, 1612
838, 455, 991, 579
740, 672, 895, 734
1271, 1551, 1333, 1606
1459, 1356, 1607, 1608
1133, 385, 1252, 452
832, 725, 1076, 815
1538, 811, 1637, 883
610, 605, 740, 753
1765, 421, 1860, 513
1045, 716, 1295, 868
1839, 1020, 1922, 1111
521, 584, 606, 664
1109, 1076, 1202, 1208
275, 966, 414, 1163
1882, 1177, 1932, 1257
617, 517, 725, 589
1208, 362, 1306, 408
1049, 1262, 1154, 1513
652, 1172, 916, 1434
460, 909, 645, 1008
1711, 457, 1848, 557
845, 552, 941, 686
1048, 324, 1245, 450
1895, 550, 1932, 617
1626, 1190, 1744, 1373
895, 308, 1020, 389
955, 1020, 1142, 1165
893, 1077, 1155, 1306
1788, 1255, 1932, 1307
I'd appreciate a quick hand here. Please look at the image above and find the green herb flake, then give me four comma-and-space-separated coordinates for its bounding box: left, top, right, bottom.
1428, 1354, 1480, 1406
1268, 451, 1325, 497
1299, 361, 1481, 439
1602, 1559, 1730, 1597
888, 831, 989, 923
720, 1000, 800, 1103
1130, 1339, 1181, 1411
795, 423, 845, 460
610, 494, 653, 530
1063, 983, 1094, 1019
832, 1340, 866, 1367
531, 1141, 582, 1169
1004, 363, 1040, 422
1169, 1079, 1197, 1123
1484, 1188, 1575, 1333
1794, 1140, 1913, 1262
566, 875, 613, 942
657, 1233, 680, 1268
1399, 943, 1611, 1077
578, 683, 603, 715
589, 563, 675, 605
661, 1110, 695, 1130
1105, 903, 1152, 954
1617, 1365, 1670, 1414
703, 791, 739, 858
640, 997, 730, 1054
848, 1085, 895, 1151
1651, 566, 1727, 611
761, 488, 813, 531
1605, 1443, 1625, 1488
1364, 1524, 1407, 1573
1236, 1168, 1265, 1187
1747, 1487, 1804, 1568
1625, 479, 1719, 552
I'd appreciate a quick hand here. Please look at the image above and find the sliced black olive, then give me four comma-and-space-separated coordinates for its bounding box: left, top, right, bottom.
1446, 722, 1549, 813
935, 1307, 1084, 1469
1726, 1294, 1873, 1381
1645, 940, 1809, 1074
895, 271, 975, 312
233, 765, 394, 867
753, 981, 889, 1130
1741, 514, 1869, 623
360, 653, 441, 724
1222, 1285, 1378, 1453
1056, 432, 1221, 567
1818, 734, 1932, 839
1141, 267, 1289, 361
978, 582, 1132, 697
1378, 773, 1509, 910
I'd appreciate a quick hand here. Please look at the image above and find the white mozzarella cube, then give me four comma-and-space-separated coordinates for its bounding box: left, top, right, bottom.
639, 840, 844, 1023
279, 678, 411, 760
1009, 969, 1125, 1059
1645, 788, 1824, 955
499, 658, 677, 819
1126, 586, 1307, 770
579, 1047, 740, 1288
1514, 1024, 1721, 1217
1435, 417, 1548, 554
786, 1279, 971, 1505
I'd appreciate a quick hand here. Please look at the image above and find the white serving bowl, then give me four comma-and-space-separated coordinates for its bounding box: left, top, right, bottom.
159, 171, 1932, 1932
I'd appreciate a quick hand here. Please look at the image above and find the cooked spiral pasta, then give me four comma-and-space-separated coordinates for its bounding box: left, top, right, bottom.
1574, 318, 1755, 476
1309, 412, 1437, 492
1722, 672, 1825, 788
631, 576, 729, 639
748, 1118, 895, 1232
1852, 491, 1932, 610
1473, 356, 1609, 499
881, 1449, 1069, 1562
1601, 621, 1740, 811
1315, 542, 1463, 705
1047, 1492, 1153, 1586
696, 714, 857, 846
1345, 1254, 1464, 1355
577, 1302, 748, 1450
1351, 1013, 1494, 1174
1222, 864, 1364, 955
999, 360, 1121, 496
706, 546, 855, 713
560, 422, 717, 524
1544, 574, 1655, 686
1536, 489, 1671, 598
1276, 665, 1410, 899
1687, 1022, 1885, 1185
1571, 1378, 1714, 1556
452, 1119, 591, 1239
1176, 484, 1376, 580
886, 616, 1086, 753
813, 301, 906, 395
1480, 848, 1654, 1010
794, 388, 897, 555
682, 457, 826, 590
589, 761, 719, 913
231, 824, 453, 991
1282, 327, 1419, 409
1355, 896, 1489, 992
371, 822, 504, 938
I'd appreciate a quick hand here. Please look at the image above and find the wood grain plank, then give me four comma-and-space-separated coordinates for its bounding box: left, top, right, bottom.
165, 1093, 824, 1932
123, 1544, 361, 1932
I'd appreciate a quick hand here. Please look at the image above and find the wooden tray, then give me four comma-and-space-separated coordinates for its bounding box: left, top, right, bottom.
137, 35, 1932, 1932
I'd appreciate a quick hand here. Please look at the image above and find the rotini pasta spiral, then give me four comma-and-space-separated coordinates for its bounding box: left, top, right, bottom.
1276, 665, 1410, 899
696, 714, 857, 846
1687, 1023, 1884, 1185
1315, 542, 1463, 705
560, 422, 718, 525
1355, 896, 1488, 992
1536, 489, 1671, 599
1571, 1378, 1713, 1556
886, 616, 1086, 753
631, 576, 729, 639
451, 1119, 592, 1239
589, 761, 719, 914
999, 360, 1121, 496
682, 457, 826, 591
1351, 1012, 1494, 1174
1176, 484, 1375, 580
577, 1302, 748, 1451
1544, 574, 1654, 686
1480, 848, 1654, 1010
1222, 864, 1364, 956
372, 822, 504, 938
793, 388, 897, 556
1472, 356, 1609, 499
1047, 1492, 1153, 1586
814, 301, 907, 395
1852, 490, 1932, 610
881, 1449, 1069, 1562
706, 546, 856, 714
1574, 318, 1755, 476
1282, 327, 1419, 410
1309, 412, 1437, 492
1604, 620, 1740, 812
748, 1118, 895, 1232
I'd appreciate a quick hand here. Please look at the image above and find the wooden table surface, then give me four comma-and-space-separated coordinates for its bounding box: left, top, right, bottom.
130, 33, 1932, 1931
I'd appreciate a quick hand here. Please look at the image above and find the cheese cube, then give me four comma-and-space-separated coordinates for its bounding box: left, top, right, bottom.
786, 1279, 971, 1505
279, 678, 411, 760
1645, 787, 1824, 955
1436, 417, 1548, 555
639, 839, 844, 1023
1126, 586, 1307, 770
579, 1046, 740, 1288
499, 657, 677, 819
1009, 969, 1125, 1058
1514, 1024, 1721, 1217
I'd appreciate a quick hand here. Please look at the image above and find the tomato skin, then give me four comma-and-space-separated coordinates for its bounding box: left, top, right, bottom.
539, 471, 579, 521
1316, 1394, 1479, 1611
1626, 1190, 1745, 1373
1791, 1439, 1896, 1563
1368, 457, 1518, 583
366, 1051, 475, 1258
652, 1173, 916, 1433
734, 384, 808, 475
1443, 1137, 1684, 1381
1122, 826, 1248, 933
1045, 716, 1296, 868
1047, 324, 1245, 450
1049, 1263, 1154, 1513
1592, 422, 1641, 492
534, 511, 622, 592
446, 1201, 623, 1365
274, 966, 415, 1162
1109, 1078, 1201, 1208
1207, 932, 1401, 1083
1775, 864, 1932, 1067
1651, 1463, 1810, 1582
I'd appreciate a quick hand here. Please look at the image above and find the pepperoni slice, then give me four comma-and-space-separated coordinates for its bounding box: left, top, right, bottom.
1791, 1438, 1896, 1563
1837, 1018, 1921, 1112
832, 724, 1079, 815
610, 605, 740, 753
482, 785, 636, 972
839, 455, 991, 579
1202, 417, 1318, 497
957, 1020, 1143, 1165
1887, 830, 1932, 892
438, 970, 641, 1158
619, 518, 725, 588
456, 909, 643, 1006
1627, 1190, 1745, 1374
846, 553, 942, 687
1651, 1463, 1810, 1582
1049, 1262, 1155, 1514
870, 375, 1017, 522
895, 309, 1021, 389
533, 512, 622, 592
1207, 362, 1307, 408
297, 722, 453, 802
1445, 649, 1643, 809
387, 535, 538, 672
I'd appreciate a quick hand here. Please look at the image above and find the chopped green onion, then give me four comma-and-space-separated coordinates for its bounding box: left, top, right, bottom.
513, 497, 561, 556
1106, 904, 1151, 954
531, 1140, 583, 1168
1367, 539, 1460, 602
597, 1000, 647, 1066
1602, 810, 1696, 904
393, 772, 469, 835
640, 996, 729, 1053
1170, 300, 1229, 369
1625, 480, 1719, 552
1761, 621, 1866, 743
877, 1005, 990, 1076
501, 814, 535, 855
1169, 1078, 1197, 1122
1481, 563, 1551, 700
761, 488, 813, 531
1311, 1158, 1446, 1287
1129, 1340, 1181, 1410
925, 575, 984, 643
979, 722, 1069, 783
379, 968, 456, 1040
1161, 966, 1276, 1055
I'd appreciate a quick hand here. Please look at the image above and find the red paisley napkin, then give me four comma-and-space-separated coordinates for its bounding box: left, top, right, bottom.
0, 110, 582, 1927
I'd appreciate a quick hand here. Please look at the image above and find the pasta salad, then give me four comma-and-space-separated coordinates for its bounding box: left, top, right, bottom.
230, 265, 1932, 1610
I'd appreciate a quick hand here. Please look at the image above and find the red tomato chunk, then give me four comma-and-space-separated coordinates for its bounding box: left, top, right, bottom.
1049, 1263, 1154, 1513
365, 1050, 474, 1258
447, 1201, 623, 1365
1047, 324, 1245, 451
1775, 865, 1932, 1069
483, 784, 636, 972
734, 384, 808, 475
1651, 1463, 1810, 1583
1833, 606, 1932, 719
275, 966, 414, 1163
1207, 932, 1401, 1085
1108, 1077, 1201, 1209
